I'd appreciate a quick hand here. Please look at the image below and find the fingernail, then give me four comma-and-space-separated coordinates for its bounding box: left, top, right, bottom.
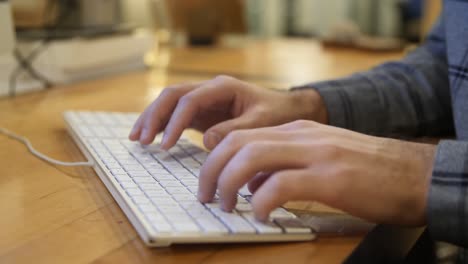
160, 133, 169, 149
140, 128, 149, 142
129, 127, 138, 138
197, 190, 204, 201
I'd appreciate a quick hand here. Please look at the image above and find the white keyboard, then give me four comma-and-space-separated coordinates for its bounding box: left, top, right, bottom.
64, 111, 316, 247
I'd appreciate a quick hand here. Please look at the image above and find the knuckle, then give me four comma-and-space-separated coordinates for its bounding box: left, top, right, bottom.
323, 187, 340, 205
160, 83, 191, 98
268, 173, 290, 195
319, 141, 341, 160
178, 94, 195, 107
217, 174, 233, 194
224, 130, 244, 146
289, 120, 311, 129
213, 75, 233, 83
166, 82, 190, 90
320, 166, 348, 205
240, 142, 266, 159
159, 87, 176, 98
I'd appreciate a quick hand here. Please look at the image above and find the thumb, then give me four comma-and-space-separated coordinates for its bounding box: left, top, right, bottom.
203, 115, 257, 150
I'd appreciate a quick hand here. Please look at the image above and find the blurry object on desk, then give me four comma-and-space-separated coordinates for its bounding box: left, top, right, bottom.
0, 0, 39, 97
321, 21, 405, 52
9, 29, 154, 89
3, 0, 156, 98
349, 0, 403, 38
248, 0, 425, 50
0, 0, 16, 55
248, 0, 403, 39
165, 0, 246, 45
0, 54, 44, 97
11, 0, 57, 28
245, 0, 288, 37
63, 0, 121, 28
121, 0, 155, 28
12, 0, 120, 29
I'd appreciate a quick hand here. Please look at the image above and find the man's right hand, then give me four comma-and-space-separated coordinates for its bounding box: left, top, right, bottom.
129, 75, 327, 150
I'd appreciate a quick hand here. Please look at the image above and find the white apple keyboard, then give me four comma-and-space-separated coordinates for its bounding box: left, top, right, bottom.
64, 111, 316, 247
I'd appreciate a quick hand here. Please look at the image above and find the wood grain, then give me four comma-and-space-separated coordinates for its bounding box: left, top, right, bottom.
0, 38, 403, 264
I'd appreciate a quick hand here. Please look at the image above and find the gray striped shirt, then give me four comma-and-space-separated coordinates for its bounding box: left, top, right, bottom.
294, 2, 468, 252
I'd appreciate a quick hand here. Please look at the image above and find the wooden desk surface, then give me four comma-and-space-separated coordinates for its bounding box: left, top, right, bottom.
0, 38, 403, 264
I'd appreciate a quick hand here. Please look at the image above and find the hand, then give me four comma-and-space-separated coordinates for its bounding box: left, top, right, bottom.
198, 120, 436, 226
129, 75, 327, 149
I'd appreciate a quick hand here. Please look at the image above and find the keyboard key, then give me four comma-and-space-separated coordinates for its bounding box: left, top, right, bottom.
187, 185, 198, 193
152, 174, 175, 181
122, 164, 145, 171
270, 208, 297, 219
238, 185, 251, 197
126, 188, 144, 196
159, 180, 184, 188
132, 195, 152, 205
151, 222, 174, 234
157, 204, 185, 214
139, 183, 164, 191
110, 168, 126, 175
120, 181, 138, 189
235, 203, 253, 212
165, 186, 191, 194
105, 162, 122, 169
78, 126, 94, 137
133, 177, 157, 184
114, 173, 132, 182
242, 213, 282, 234
210, 208, 255, 234
172, 193, 197, 202
66, 111, 315, 245
128, 171, 151, 178
181, 202, 207, 213
147, 190, 171, 199
195, 217, 229, 234
138, 204, 158, 213
180, 179, 198, 186
171, 219, 201, 233
152, 197, 178, 206
273, 218, 312, 234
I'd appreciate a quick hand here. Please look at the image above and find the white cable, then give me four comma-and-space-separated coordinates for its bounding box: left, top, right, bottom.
0, 127, 94, 167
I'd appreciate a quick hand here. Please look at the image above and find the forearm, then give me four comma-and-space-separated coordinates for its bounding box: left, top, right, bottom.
291, 20, 454, 138
293, 46, 453, 137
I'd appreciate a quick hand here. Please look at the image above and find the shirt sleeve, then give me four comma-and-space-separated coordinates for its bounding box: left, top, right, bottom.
429, 141, 468, 247
292, 18, 468, 248
291, 19, 454, 138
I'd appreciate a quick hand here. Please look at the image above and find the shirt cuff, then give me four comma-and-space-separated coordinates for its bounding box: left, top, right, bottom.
428, 140, 468, 247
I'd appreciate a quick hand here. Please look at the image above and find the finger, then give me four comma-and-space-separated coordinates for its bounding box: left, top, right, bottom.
160, 82, 237, 150
129, 111, 147, 141
251, 169, 311, 221
197, 129, 293, 203
216, 141, 308, 212
276, 119, 320, 131
247, 172, 271, 194
203, 114, 258, 150
139, 84, 197, 145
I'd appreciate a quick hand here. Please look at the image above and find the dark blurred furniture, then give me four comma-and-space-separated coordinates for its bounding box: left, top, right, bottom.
166, 0, 246, 45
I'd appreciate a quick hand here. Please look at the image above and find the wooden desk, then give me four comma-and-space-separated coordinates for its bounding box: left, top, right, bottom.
0, 38, 403, 263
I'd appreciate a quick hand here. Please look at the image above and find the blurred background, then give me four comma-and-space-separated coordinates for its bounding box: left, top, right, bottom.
0, 0, 441, 97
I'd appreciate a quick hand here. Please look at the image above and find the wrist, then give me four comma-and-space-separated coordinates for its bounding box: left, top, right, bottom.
290, 89, 329, 124
384, 139, 436, 226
